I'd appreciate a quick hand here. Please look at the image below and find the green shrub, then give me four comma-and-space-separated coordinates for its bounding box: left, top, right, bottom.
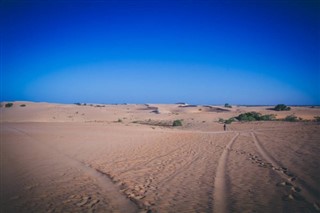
173, 120, 182, 126
117, 119, 122, 122
314, 116, 320, 122
236, 112, 261, 121
20, 104, 26, 107
74, 103, 81, 106
5, 103, 13, 108
225, 118, 235, 124
235, 112, 276, 121
218, 118, 225, 123
260, 114, 276, 121
284, 114, 298, 122
224, 103, 232, 108
274, 104, 291, 111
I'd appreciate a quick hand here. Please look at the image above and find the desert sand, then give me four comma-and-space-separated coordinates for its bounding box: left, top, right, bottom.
1, 101, 320, 212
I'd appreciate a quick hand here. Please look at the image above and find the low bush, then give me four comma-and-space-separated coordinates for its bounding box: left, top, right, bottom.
218, 117, 236, 124
284, 114, 298, 122
236, 112, 261, 121
260, 114, 276, 121
236, 112, 276, 121
314, 116, 320, 122
173, 120, 183, 126
218, 118, 225, 123
5, 103, 13, 108
273, 104, 291, 111
225, 118, 236, 124
224, 103, 232, 108
20, 104, 26, 107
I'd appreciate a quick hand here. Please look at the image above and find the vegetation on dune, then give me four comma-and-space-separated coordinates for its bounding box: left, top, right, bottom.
236, 112, 276, 121
218, 117, 236, 124
259, 114, 276, 121
273, 104, 291, 111
283, 114, 299, 122
117, 118, 122, 123
132, 119, 180, 127
78, 103, 105, 107
218, 112, 276, 124
173, 119, 183, 127
5, 103, 13, 108
225, 118, 236, 124
234, 112, 303, 122
314, 116, 320, 122
218, 118, 225, 123
224, 103, 232, 108
233, 112, 305, 122
236, 112, 260, 121
20, 104, 26, 107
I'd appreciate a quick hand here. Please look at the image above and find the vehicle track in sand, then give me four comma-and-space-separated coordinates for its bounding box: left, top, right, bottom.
251, 132, 320, 211
4, 126, 140, 213
213, 133, 239, 213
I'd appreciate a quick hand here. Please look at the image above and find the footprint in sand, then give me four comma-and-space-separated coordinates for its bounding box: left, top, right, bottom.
291, 186, 301, 193
278, 181, 306, 203
76, 196, 91, 207
282, 170, 295, 177
276, 181, 293, 187
287, 177, 296, 182
24, 184, 39, 191
283, 192, 305, 201
87, 199, 100, 208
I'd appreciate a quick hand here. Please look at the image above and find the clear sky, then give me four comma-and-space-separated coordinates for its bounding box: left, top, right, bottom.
1, 0, 319, 105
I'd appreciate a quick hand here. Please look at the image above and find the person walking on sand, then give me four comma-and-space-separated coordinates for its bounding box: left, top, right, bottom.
224, 123, 227, 131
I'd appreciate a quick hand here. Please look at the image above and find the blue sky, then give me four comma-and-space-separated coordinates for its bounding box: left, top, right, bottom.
1, 0, 319, 105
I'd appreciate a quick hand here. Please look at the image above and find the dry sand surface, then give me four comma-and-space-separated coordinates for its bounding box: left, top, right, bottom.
1, 102, 320, 212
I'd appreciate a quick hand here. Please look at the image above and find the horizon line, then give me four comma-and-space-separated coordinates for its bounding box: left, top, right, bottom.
1, 100, 319, 107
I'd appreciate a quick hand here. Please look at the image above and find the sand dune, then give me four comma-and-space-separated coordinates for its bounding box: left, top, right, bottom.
1, 102, 320, 212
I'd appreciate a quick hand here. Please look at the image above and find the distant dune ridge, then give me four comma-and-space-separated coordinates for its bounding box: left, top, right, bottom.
1, 101, 319, 123
1, 101, 320, 212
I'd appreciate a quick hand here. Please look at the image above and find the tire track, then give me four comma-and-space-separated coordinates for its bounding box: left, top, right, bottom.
251, 132, 320, 211
251, 132, 278, 167
5, 126, 140, 213
213, 133, 239, 213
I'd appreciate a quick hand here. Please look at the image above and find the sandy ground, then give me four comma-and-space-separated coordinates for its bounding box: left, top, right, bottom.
1, 102, 320, 212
